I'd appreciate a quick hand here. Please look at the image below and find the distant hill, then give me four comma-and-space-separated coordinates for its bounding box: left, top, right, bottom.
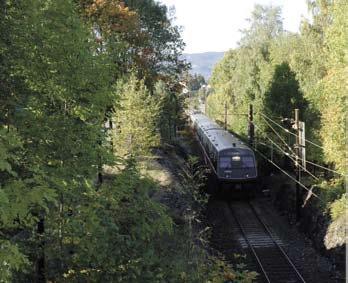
182, 51, 225, 80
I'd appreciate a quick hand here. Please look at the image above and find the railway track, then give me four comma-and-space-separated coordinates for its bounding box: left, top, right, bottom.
229, 201, 307, 283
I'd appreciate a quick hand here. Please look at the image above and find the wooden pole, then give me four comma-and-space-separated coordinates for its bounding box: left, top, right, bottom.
248, 104, 254, 147
224, 101, 227, 130
295, 109, 301, 222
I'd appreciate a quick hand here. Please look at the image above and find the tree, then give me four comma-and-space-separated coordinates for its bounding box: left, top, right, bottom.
155, 81, 177, 141
264, 62, 308, 119
319, 0, 348, 173
112, 75, 160, 157
208, 5, 284, 136
184, 73, 206, 91
0, 0, 115, 281
77, 0, 188, 90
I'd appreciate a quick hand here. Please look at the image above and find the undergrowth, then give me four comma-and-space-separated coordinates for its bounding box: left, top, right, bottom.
317, 178, 346, 220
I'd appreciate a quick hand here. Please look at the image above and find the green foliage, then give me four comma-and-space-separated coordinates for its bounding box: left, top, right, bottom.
113, 75, 160, 157
1, 0, 114, 280
207, 1, 346, 231
329, 194, 346, 220
315, 178, 346, 221
155, 80, 179, 141
0, 129, 22, 178
208, 5, 284, 137
177, 254, 257, 283
124, 0, 189, 87
318, 0, 348, 173
162, 155, 256, 283
77, 0, 188, 90
318, 179, 345, 206
0, 241, 29, 283
181, 156, 208, 209
264, 62, 308, 119
0, 0, 191, 281
49, 167, 173, 283
5, 0, 346, 281
184, 73, 206, 91
208, 1, 346, 172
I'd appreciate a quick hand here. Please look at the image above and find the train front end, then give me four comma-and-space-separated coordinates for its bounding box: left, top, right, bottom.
217, 148, 257, 182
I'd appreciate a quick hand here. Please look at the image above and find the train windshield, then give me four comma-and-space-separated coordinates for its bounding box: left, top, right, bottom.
219, 155, 255, 170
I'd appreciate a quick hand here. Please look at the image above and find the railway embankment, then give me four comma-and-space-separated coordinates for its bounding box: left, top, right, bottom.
138, 141, 257, 282
264, 174, 346, 280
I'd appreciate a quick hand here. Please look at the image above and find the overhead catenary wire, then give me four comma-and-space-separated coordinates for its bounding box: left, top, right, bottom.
262, 139, 319, 181
258, 112, 297, 137
205, 102, 345, 180
253, 147, 325, 203
305, 160, 347, 177
258, 112, 325, 150
259, 115, 296, 155
254, 124, 319, 180
205, 105, 344, 177
205, 102, 247, 116
255, 120, 346, 177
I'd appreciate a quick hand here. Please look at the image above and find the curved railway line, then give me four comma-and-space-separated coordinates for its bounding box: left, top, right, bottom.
229, 201, 307, 283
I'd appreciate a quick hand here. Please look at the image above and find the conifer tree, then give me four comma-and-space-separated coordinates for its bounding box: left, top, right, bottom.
155, 80, 178, 141
113, 75, 160, 157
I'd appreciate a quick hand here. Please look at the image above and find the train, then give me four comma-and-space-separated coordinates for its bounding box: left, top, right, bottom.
188, 110, 257, 192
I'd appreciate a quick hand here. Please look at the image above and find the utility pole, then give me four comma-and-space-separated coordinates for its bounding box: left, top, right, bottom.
294, 109, 301, 222
248, 104, 254, 147
224, 101, 227, 130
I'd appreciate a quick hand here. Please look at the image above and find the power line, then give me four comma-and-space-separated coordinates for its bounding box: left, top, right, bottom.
258, 112, 325, 150
206, 106, 343, 178
259, 113, 346, 177
259, 115, 295, 155
254, 123, 319, 180
253, 147, 325, 203
262, 136, 319, 181
227, 113, 248, 116
303, 137, 325, 150
205, 102, 247, 117
259, 112, 297, 137
255, 121, 345, 178
305, 160, 347, 177
221, 105, 247, 116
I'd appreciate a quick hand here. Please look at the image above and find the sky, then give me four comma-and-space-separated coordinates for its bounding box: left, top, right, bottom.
159, 0, 310, 53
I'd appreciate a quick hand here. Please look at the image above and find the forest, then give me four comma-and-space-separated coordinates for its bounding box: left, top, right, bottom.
0, 0, 346, 282
0, 0, 259, 282
206, 0, 346, 224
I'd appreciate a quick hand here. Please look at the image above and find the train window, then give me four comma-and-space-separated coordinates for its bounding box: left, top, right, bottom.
219, 157, 233, 169
242, 156, 255, 168
219, 156, 255, 169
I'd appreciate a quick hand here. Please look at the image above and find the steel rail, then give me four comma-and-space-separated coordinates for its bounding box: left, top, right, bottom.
248, 201, 307, 283
230, 201, 307, 283
229, 204, 272, 283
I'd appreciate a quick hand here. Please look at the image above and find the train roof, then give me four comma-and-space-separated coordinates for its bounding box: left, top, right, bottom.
190, 113, 211, 122
186, 109, 202, 116
206, 129, 251, 152
191, 112, 252, 152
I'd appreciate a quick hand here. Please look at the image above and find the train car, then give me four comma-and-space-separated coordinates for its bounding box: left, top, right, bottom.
189, 112, 257, 193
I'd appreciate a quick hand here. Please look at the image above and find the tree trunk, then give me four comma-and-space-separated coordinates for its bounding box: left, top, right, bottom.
37, 218, 45, 283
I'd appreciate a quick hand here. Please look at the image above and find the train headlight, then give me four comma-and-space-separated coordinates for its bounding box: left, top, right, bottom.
232, 156, 240, 161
